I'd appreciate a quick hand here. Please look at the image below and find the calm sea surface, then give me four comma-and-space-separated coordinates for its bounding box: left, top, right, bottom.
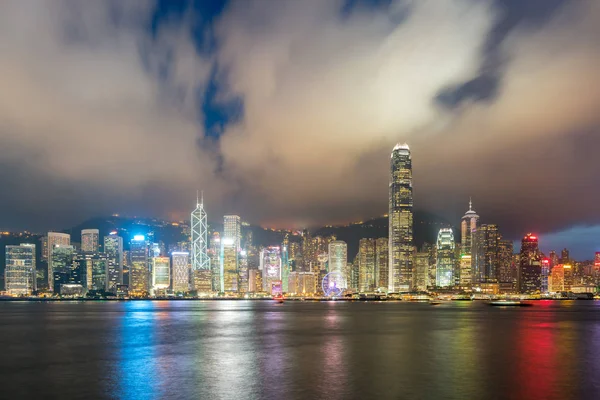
0, 300, 599, 400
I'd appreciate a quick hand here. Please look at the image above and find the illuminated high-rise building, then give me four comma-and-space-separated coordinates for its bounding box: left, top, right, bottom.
191, 193, 210, 291
328, 241, 347, 288
389, 143, 413, 292
518, 233, 541, 293
436, 228, 455, 287
171, 252, 190, 293
209, 233, 221, 291
129, 235, 149, 296
560, 248, 570, 265
104, 233, 123, 293
221, 215, 241, 292
414, 251, 429, 291
74, 253, 109, 292
47, 232, 70, 292
459, 199, 478, 285
472, 224, 500, 283
81, 229, 99, 253
261, 247, 282, 292
248, 269, 262, 293
498, 240, 514, 285
288, 272, 316, 294
375, 238, 388, 291
51, 245, 77, 294
5, 244, 36, 296
550, 264, 573, 292
151, 256, 171, 293
358, 239, 376, 292
239, 250, 249, 293
281, 234, 290, 292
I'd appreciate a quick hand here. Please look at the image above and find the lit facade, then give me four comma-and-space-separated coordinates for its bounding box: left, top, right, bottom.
414, 252, 429, 291
104, 234, 123, 293
5, 244, 36, 295
51, 245, 77, 294
288, 272, 316, 294
248, 268, 262, 293
81, 229, 99, 253
518, 233, 541, 294
375, 238, 388, 290
74, 253, 109, 292
261, 247, 282, 292
191, 194, 210, 290
129, 236, 149, 295
221, 215, 241, 292
171, 252, 190, 293
459, 254, 472, 286
436, 229, 455, 287
152, 256, 171, 291
389, 143, 413, 292
498, 240, 514, 285
550, 264, 573, 292
47, 232, 70, 292
472, 224, 500, 283
459, 200, 478, 285
328, 241, 347, 289
358, 238, 376, 292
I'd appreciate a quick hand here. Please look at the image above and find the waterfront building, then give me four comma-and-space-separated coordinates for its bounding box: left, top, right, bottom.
541, 258, 550, 293
389, 143, 414, 292
459, 254, 472, 286
281, 235, 290, 292
358, 238, 376, 292
209, 233, 221, 291
261, 247, 282, 292
5, 244, 36, 295
152, 256, 170, 293
460, 199, 479, 285
191, 193, 210, 291
375, 237, 388, 291
221, 215, 241, 292
550, 264, 573, 292
248, 268, 262, 293
288, 272, 316, 294
239, 250, 249, 293
472, 224, 500, 283
518, 233, 542, 294
414, 251, 429, 291
51, 245, 77, 294
498, 240, 514, 285
81, 229, 99, 253
74, 253, 109, 292
436, 228, 455, 287
328, 240, 347, 289
104, 233, 123, 293
129, 235, 149, 296
47, 232, 71, 292
171, 252, 190, 293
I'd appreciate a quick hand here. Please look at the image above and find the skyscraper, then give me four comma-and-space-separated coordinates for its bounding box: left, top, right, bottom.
222, 215, 241, 292
328, 241, 347, 288
191, 193, 210, 291
518, 233, 541, 293
389, 143, 413, 292
472, 224, 500, 283
151, 256, 171, 293
171, 252, 190, 293
5, 244, 36, 296
51, 245, 77, 294
498, 240, 514, 285
261, 246, 282, 293
129, 235, 149, 296
81, 229, 99, 253
47, 232, 70, 292
358, 239, 376, 292
104, 233, 123, 293
414, 251, 429, 291
459, 199, 478, 286
375, 237, 389, 291
436, 228, 455, 287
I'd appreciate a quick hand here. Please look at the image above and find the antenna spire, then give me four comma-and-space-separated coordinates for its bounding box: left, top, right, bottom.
201, 190, 204, 206
196, 190, 199, 206
469, 197, 472, 211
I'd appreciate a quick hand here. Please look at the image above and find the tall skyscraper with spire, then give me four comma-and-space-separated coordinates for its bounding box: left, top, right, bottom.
191, 192, 210, 291
389, 143, 414, 292
460, 199, 479, 285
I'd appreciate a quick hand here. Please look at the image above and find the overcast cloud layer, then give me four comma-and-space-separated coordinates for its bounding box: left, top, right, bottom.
0, 0, 599, 256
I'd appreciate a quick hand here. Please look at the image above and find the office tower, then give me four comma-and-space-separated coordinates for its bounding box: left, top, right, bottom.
171, 252, 190, 293
239, 250, 249, 293
5, 244, 36, 295
191, 194, 210, 291
518, 233, 542, 293
459, 254, 472, 286
436, 228, 455, 287
461, 199, 479, 253
375, 238, 388, 290
550, 264, 573, 292
74, 253, 109, 292
40, 236, 49, 261
328, 241, 348, 287
104, 233, 123, 293
47, 232, 70, 292
498, 240, 514, 284
472, 224, 500, 283
209, 233, 221, 291
129, 235, 149, 296
261, 247, 282, 292
81, 229, 99, 253
152, 256, 171, 293
51, 245, 77, 294
389, 143, 414, 292
358, 239, 376, 292
541, 258, 550, 293
549, 251, 559, 269
414, 251, 429, 291
288, 272, 316, 294
281, 235, 290, 292
560, 248, 570, 264
221, 215, 241, 292
248, 269, 262, 293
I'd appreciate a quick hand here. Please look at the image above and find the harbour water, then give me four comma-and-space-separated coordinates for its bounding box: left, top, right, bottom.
1, 300, 599, 399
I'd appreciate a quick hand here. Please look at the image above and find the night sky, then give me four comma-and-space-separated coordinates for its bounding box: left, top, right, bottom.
0, 0, 599, 258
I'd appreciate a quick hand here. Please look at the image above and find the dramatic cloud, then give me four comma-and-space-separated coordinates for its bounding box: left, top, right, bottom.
0, 0, 599, 256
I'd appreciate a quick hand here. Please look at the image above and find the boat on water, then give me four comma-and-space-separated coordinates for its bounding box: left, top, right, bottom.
273, 294, 285, 304
429, 300, 442, 306
488, 300, 532, 307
